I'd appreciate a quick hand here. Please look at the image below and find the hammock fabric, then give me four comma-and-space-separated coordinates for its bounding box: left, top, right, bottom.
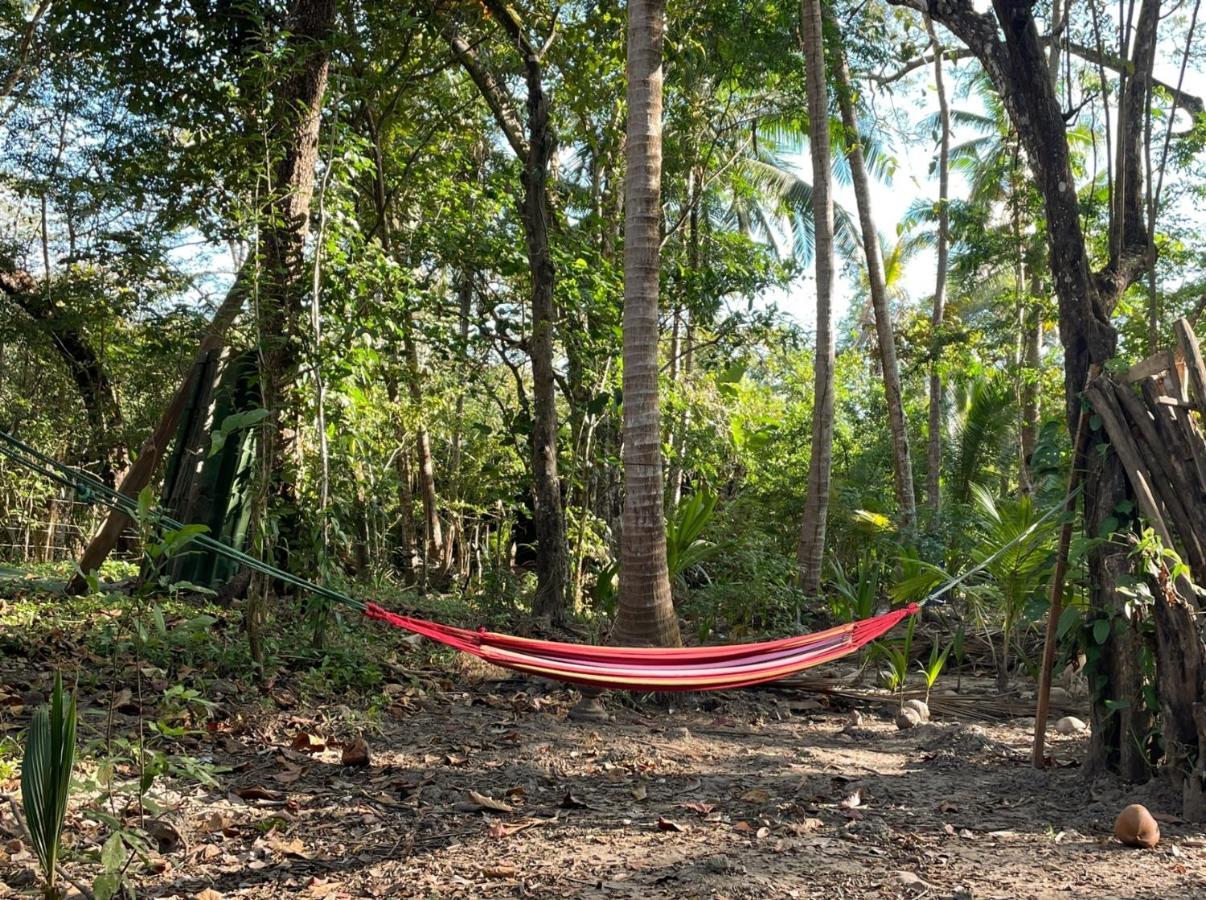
363, 602, 919, 692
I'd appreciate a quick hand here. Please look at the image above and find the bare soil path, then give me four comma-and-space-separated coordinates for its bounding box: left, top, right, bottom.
5, 668, 1202, 899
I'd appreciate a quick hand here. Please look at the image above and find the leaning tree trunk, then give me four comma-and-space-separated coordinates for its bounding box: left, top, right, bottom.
611, 0, 681, 648
2, 271, 128, 488
795, 0, 837, 596
65, 276, 248, 594
832, 36, 916, 528
925, 15, 950, 514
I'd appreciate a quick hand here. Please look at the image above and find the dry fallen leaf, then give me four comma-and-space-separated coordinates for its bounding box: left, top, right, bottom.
631, 782, 648, 801
469, 790, 514, 813
197, 890, 223, 900
290, 731, 325, 753
265, 834, 310, 859
679, 802, 715, 815
656, 817, 685, 832
304, 877, 343, 897
274, 764, 305, 785
342, 737, 371, 767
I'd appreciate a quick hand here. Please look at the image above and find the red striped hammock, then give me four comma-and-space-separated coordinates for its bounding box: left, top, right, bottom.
363, 602, 919, 692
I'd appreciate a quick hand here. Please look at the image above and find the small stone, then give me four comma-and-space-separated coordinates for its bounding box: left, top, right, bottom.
895, 708, 922, 730
568, 696, 609, 722
893, 870, 930, 892
1055, 716, 1087, 735
903, 699, 930, 722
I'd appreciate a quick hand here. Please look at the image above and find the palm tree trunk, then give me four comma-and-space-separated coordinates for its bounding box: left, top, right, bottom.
612, 0, 681, 647
832, 37, 916, 528
925, 15, 950, 514
796, 0, 836, 595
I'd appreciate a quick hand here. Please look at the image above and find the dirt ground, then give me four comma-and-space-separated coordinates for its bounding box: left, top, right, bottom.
4, 659, 1205, 900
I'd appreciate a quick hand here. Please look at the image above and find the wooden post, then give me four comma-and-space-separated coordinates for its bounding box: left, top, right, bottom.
1032, 370, 1094, 768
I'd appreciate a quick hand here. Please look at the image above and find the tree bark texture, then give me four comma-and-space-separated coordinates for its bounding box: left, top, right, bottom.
796, 0, 837, 596
611, 0, 681, 647
895, 0, 1161, 785
442, 4, 571, 621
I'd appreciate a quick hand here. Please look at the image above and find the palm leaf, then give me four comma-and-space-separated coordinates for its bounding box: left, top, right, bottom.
20, 673, 77, 892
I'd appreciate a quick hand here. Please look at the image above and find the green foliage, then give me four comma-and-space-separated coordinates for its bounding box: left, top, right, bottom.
917, 639, 951, 702
666, 490, 719, 587
20, 673, 77, 898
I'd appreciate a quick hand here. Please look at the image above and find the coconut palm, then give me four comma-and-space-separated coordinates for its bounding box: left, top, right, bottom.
612, 0, 681, 647
795, 0, 835, 595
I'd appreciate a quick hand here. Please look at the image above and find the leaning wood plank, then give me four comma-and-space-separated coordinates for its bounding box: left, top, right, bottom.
1126, 348, 1175, 383
1112, 381, 1206, 575
1146, 377, 1206, 499
1085, 381, 1185, 589
1173, 401, 1206, 498
1175, 318, 1206, 418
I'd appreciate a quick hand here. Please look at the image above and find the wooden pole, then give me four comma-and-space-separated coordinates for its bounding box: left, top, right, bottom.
1032, 367, 1096, 768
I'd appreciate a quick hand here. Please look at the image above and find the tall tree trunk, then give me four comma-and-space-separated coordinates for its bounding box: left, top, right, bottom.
668, 169, 700, 510
241, 0, 336, 659
925, 16, 950, 514
442, 5, 570, 621
832, 37, 916, 528
611, 0, 681, 648
517, 55, 569, 625
796, 0, 837, 595
364, 109, 444, 572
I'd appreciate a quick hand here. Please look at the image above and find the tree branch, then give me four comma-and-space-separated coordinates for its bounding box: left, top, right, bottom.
433, 14, 529, 159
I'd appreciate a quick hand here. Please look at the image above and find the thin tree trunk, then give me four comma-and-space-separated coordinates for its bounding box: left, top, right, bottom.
832, 37, 916, 528
1019, 271, 1043, 492
364, 109, 444, 572
518, 61, 570, 625
611, 0, 681, 648
2, 270, 128, 488
668, 169, 699, 510
442, 4, 570, 621
796, 0, 837, 596
925, 15, 950, 514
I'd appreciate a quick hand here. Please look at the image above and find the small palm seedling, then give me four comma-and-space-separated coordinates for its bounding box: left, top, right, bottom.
20, 673, 77, 899
917, 639, 951, 703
